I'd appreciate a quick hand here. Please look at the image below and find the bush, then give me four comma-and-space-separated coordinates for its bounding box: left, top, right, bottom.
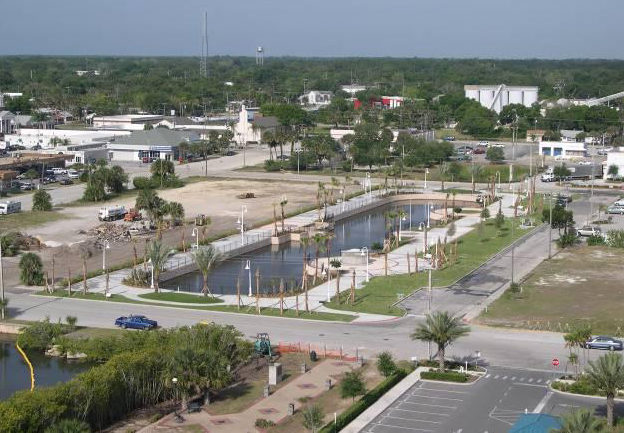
446, 222, 456, 237
19, 252, 45, 286
557, 232, 578, 248
494, 211, 505, 229
480, 208, 490, 219
319, 370, 407, 433
132, 176, 156, 190
371, 242, 383, 252
264, 160, 284, 172
0, 231, 24, 257
421, 370, 469, 382
376, 351, 397, 377
607, 229, 624, 248
255, 418, 276, 429
587, 234, 606, 246
32, 189, 53, 211
551, 377, 600, 396
45, 419, 91, 433
509, 282, 521, 293
453, 207, 462, 214
17, 319, 67, 350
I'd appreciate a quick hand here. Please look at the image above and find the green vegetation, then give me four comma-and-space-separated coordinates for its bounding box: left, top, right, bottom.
420, 370, 470, 382
412, 311, 470, 372
19, 252, 44, 286
327, 215, 537, 315
376, 351, 397, 377
302, 405, 325, 433
32, 189, 53, 211
0, 210, 67, 231
138, 292, 223, 304
82, 163, 128, 202
1, 322, 252, 432
553, 409, 604, 433
340, 370, 367, 402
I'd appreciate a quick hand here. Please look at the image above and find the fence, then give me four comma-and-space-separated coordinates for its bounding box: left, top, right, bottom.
277, 341, 359, 361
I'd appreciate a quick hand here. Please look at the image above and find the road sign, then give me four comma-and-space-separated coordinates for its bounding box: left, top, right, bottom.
552, 358, 560, 367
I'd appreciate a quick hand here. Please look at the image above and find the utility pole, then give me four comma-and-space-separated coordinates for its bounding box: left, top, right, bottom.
511, 215, 515, 284
548, 194, 553, 259
0, 242, 4, 320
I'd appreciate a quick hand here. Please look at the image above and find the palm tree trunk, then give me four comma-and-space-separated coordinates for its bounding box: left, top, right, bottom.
154, 270, 159, 293
608, 394, 614, 427
304, 276, 309, 312
335, 271, 340, 302
281, 206, 286, 233
314, 252, 319, 283
439, 345, 445, 372
202, 274, 210, 296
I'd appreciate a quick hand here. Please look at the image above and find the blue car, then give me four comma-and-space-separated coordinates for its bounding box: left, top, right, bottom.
115, 315, 158, 330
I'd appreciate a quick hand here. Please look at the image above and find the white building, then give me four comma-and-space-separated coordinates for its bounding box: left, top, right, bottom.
464, 84, 539, 114
233, 105, 279, 144
3, 128, 130, 149
341, 84, 367, 96
299, 91, 333, 107
106, 128, 199, 162
155, 116, 198, 130
92, 114, 163, 131
539, 141, 587, 159
604, 148, 624, 179
0, 111, 15, 134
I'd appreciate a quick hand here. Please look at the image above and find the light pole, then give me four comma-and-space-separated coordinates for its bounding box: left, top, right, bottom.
424, 168, 429, 189
399, 215, 406, 241
245, 260, 252, 296
360, 247, 369, 282
548, 194, 553, 259
366, 172, 372, 198
496, 171, 500, 192
0, 241, 4, 320
511, 214, 515, 284
324, 268, 331, 302
427, 202, 431, 228
237, 205, 248, 245
295, 148, 302, 174
172, 377, 179, 415
102, 240, 110, 271
191, 228, 199, 249
148, 259, 154, 290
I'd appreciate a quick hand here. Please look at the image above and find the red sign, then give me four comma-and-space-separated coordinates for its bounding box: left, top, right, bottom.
552, 358, 560, 367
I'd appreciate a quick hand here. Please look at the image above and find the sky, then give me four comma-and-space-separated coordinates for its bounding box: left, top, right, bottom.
1, 0, 622, 59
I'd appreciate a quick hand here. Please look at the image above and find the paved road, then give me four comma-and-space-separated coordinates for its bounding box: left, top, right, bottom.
364, 365, 621, 432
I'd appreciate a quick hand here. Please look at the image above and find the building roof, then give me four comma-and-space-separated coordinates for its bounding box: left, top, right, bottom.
161, 116, 197, 126
464, 84, 539, 91
115, 129, 199, 146
252, 115, 280, 129
0, 111, 15, 119
509, 414, 561, 433
14, 115, 33, 125
560, 129, 584, 139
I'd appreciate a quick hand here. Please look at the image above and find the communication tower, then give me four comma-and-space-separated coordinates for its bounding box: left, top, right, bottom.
200, 12, 208, 77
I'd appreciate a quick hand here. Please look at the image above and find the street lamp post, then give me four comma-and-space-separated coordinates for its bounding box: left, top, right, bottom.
548, 194, 553, 259
245, 260, 252, 296
191, 228, 199, 249
424, 168, 429, 189
148, 259, 154, 290
427, 203, 431, 228
324, 269, 331, 302
102, 240, 110, 271
360, 247, 369, 282
237, 205, 248, 245
172, 377, 179, 415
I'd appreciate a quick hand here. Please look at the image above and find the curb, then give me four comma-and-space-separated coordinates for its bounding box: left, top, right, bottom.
548, 381, 624, 402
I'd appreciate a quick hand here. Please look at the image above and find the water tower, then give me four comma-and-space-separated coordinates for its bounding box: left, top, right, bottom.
256, 46, 264, 65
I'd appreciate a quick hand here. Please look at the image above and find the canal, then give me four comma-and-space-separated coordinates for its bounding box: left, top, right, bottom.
0, 335, 90, 401
163, 202, 432, 294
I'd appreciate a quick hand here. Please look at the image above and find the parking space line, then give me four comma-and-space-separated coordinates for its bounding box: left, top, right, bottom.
370, 422, 434, 432
399, 401, 457, 409
503, 376, 508, 380
533, 391, 554, 413
494, 375, 500, 379
536, 379, 542, 383
528, 378, 533, 382
385, 415, 442, 424
514, 382, 547, 388
391, 408, 451, 417
511, 376, 516, 380
407, 394, 463, 402
419, 387, 469, 394
486, 374, 491, 378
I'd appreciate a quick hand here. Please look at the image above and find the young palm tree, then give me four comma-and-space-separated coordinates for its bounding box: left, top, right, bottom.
411, 311, 470, 372
470, 164, 483, 194
554, 408, 604, 432
146, 240, 171, 293
192, 245, 221, 297
312, 233, 327, 283
300, 236, 311, 312
438, 163, 449, 191
280, 198, 288, 233
585, 352, 624, 427
167, 201, 185, 226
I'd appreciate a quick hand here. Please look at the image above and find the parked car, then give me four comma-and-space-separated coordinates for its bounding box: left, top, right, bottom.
597, 147, 613, 156
607, 205, 624, 215
59, 178, 74, 185
450, 154, 472, 162
490, 143, 506, 148
585, 336, 623, 351
473, 147, 486, 154
443, 136, 456, 141
477, 141, 490, 147
19, 182, 34, 191
67, 170, 80, 179
576, 226, 601, 237
114, 315, 158, 330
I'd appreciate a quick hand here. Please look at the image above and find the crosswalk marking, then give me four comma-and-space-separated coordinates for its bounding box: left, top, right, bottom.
511, 377, 516, 380
486, 374, 491, 378
503, 376, 508, 380
494, 375, 500, 379
528, 378, 533, 382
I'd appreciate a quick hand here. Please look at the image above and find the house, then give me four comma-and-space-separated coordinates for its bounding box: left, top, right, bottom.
353, 96, 404, 110
233, 105, 279, 143
539, 141, 587, 159
106, 128, 199, 162
464, 84, 539, 114
299, 91, 333, 107
526, 129, 545, 142
14, 115, 33, 128
0, 111, 16, 134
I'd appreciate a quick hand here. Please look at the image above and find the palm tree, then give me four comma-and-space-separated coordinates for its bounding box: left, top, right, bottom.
598, 204, 608, 222
18, 252, 44, 286
279, 198, 288, 233
312, 233, 327, 283
146, 240, 171, 293
191, 245, 221, 297
470, 164, 483, 194
262, 130, 275, 160
300, 236, 311, 312
78, 248, 91, 296
316, 182, 325, 221
167, 201, 185, 226
166, 345, 209, 411
438, 163, 449, 191
585, 352, 624, 427
411, 311, 470, 372
553, 408, 603, 432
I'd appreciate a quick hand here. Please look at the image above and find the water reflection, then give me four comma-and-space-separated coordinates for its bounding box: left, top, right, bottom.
163, 203, 431, 295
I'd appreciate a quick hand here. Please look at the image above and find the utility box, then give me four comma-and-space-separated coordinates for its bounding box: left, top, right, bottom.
269, 363, 283, 385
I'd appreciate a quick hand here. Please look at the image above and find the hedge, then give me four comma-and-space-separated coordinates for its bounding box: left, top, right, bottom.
318, 370, 407, 433
420, 370, 469, 383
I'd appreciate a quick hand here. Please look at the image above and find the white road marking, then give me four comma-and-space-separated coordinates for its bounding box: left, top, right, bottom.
399, 401, 457, 409
528, 378, 534, 382
486, 374, 491, 378
391, 408, 451, 417
511, 376, 516, 380
533, 391, 554, 413
407, 395, 463, 402
494, 375, 500, 379
536, 379, 542, 383
546, 380, 551, 385
418, 388, 469, 394
385, 415, 441, 424
503, 376, 508, 380
371, 421, 433, 432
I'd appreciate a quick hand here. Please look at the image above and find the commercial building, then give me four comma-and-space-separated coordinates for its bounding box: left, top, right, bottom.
92, 114, 163, 131
105, 128, 200, 162
526, 129, 545, 142
298, 91, 333, 107
0, 111, 15, 134
539, 141, 587, 159
604, 148, 624, 179
464, 84, 539, 113
3, 128, 130, 150
155, 116, 198, 130
233, 105, 279, 143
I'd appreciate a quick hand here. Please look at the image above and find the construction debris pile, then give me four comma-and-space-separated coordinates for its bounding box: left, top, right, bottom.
81, 223, 132, 242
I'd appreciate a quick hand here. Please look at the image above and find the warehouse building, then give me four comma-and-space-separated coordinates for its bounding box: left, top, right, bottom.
464, 84, 539, 113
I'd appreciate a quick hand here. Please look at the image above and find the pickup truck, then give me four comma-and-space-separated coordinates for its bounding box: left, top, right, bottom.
114, 315, 158, 330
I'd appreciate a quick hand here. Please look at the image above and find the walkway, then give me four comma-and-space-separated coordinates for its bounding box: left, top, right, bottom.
141, 359, 357, 433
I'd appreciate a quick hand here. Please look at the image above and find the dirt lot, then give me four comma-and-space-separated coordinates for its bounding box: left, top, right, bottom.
478, 245, 624, 334
4, 179, 354, 289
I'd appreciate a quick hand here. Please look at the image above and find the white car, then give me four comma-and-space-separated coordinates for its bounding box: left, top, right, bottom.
576, 226, 601, 237
477, 141, 490, 147
490, 143, 506, 148
67, 170, 80, 179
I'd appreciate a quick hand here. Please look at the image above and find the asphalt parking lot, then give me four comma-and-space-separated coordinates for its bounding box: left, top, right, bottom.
362, 366, 619, 433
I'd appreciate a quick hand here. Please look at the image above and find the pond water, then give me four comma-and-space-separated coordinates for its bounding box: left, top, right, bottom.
162, 202, 432, 295
0, 335, 91, 401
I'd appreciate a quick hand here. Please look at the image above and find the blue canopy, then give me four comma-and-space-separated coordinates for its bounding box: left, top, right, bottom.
509, 413, 562, 433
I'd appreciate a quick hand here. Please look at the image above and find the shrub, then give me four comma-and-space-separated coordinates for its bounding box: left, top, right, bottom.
319, 370, 407, 433
446, 222, 456, 237
17, 319, 67, 350
607, 229, 624, 248
587, 234, 606, 246
264, 160, 284, 172
509, 282, 521, 293
302, 405, 324, 432
32, 189, 53, 211
421, 370, 469, 382
376, 351, 397, 377
494, 211, 505, 229
19, 252, 45, 285
557, 232, 578, 248
0, 231, 24, 257
133, 176, 156, 190
45, 419, 91, 433
453, 207, 462, 214
341, 370, 366, 401
255, 418, 276, 429
480, 208, 490, 219
122, 268, 150, 288
551, 377, 600, 396
371, 242, 383, 252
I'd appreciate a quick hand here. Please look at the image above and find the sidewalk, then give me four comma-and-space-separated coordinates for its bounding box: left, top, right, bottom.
141, 359, 357, 433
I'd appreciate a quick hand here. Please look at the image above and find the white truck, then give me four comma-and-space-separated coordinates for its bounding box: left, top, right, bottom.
0, 201, 21, 215
98, 205, 126, 221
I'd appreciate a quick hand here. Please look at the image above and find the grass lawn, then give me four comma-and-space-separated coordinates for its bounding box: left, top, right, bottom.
0, 210, 68, 231
477, 245, 624, 335
325, 215, 540, 316
38, 290, 355, 322
138, 291, 223, 304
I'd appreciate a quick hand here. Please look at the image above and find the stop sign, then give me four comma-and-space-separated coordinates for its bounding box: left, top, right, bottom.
552, 358, 560, 367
